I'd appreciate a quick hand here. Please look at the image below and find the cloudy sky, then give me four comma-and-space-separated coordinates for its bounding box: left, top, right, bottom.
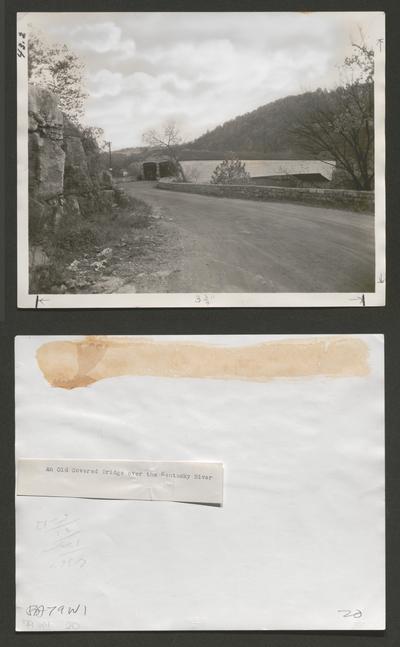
25, 12, 383, 149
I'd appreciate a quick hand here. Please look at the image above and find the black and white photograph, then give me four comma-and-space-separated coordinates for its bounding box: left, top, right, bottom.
17, 11, 385, 307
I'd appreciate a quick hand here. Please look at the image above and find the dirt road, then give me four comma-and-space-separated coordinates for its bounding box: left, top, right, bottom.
124, 181, 375, 293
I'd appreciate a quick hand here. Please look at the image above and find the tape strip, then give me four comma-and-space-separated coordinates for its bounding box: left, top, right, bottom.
17, 459, 224, 505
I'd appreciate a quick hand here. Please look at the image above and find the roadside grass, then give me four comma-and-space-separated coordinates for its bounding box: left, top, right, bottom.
56, 197, 152, 253
33, 195, 154, 293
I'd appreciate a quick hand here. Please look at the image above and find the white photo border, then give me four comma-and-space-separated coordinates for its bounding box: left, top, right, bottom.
17, 12, 386, 309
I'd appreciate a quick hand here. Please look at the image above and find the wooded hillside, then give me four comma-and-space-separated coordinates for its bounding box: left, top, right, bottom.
186, 88, 354, 159
116, 85, 370, 162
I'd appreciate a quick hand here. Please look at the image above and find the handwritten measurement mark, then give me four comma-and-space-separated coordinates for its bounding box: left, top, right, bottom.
194, 294, 213, 305
35, 295, 49, 308
36, 514, 87, 569
350, 294, 366, 306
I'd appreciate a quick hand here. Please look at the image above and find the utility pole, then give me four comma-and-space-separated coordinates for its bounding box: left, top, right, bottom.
105, 141, 112, 174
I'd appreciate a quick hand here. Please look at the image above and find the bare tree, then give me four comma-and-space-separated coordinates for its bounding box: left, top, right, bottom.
142, 122, 186, 181
290, 39, 375, 190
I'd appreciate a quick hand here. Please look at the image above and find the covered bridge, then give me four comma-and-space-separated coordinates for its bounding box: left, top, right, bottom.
142, 155, 176, 181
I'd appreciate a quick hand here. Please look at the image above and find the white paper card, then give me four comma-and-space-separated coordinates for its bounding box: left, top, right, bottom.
17, 459, 224, 504
15, 335, 385, 631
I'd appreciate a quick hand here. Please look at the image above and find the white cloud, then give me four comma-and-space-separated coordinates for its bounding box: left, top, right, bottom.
28, 11, 384, 148
70, 22, 122, 53
88, 69, 123, 98
66, 22, 136, 59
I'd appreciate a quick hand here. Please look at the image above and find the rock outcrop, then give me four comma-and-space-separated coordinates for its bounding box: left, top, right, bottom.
28, 84, 116, 290
28, 86, 65, 201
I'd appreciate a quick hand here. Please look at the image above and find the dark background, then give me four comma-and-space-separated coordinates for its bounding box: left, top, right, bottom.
1, 1, 399, 646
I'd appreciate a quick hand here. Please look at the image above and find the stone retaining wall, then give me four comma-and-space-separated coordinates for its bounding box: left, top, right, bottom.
157, 181, 374, 213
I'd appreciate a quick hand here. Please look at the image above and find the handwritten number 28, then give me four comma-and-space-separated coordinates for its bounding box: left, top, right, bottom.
338, 609, 363, 618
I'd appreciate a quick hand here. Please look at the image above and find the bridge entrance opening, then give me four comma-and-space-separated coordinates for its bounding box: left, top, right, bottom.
143, 162, 158, 180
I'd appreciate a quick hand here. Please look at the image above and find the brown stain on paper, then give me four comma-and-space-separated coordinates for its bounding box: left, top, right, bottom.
35, 336, 369, 390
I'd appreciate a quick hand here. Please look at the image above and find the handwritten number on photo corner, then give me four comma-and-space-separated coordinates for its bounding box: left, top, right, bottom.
17, 32, 26, 58
337, 609, 363, 619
